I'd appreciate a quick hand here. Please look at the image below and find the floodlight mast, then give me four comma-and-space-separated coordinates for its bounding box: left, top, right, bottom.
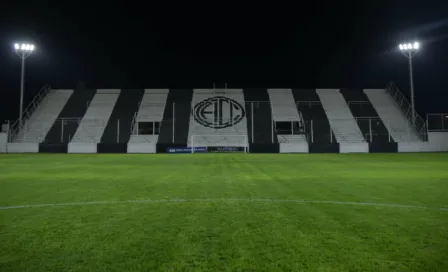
14, 43, 35, 129
398, 41, 419, 125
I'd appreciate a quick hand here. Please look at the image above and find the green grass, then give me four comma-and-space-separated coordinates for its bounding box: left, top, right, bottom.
1, 153, 448, 271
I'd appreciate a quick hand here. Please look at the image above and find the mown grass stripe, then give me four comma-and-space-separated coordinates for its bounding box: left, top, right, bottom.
1, 198, 447, 211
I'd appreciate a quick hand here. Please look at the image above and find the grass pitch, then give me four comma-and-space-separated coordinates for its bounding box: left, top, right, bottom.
1, 153, 448, 271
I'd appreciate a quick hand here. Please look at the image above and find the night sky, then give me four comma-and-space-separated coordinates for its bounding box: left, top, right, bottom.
1, 1, 447, 122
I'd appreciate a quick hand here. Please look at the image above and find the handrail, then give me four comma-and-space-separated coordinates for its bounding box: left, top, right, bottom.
347, 101, 370, 105
296, 101, 321, 103
130, 100, 143, 135
56, 117, 82, 122
385, 82, 428, 141
354, 116, 383, 120
8, 85, 52, 142
130, 112, 138, 135
296, 101, 322, 107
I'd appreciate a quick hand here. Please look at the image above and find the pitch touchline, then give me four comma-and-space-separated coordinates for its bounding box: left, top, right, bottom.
0, 198, 447, 211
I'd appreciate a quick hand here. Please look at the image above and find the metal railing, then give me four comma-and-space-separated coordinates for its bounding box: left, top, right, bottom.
385, 82, 428, 141
8, 85, 52, 142
71, 118, 107, 143
296, 101, 322, 107
130, 112, 138, 135
427, 113, 448, 131
347, 101, 371, 105
129, 99, 143, 135
7, 115, 424, 144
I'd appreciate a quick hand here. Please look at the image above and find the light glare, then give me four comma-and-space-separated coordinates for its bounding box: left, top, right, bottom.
14, 42, 36, 52
399, 44, 403, 50
403, 44, 408, 50
414, 42, 420, 49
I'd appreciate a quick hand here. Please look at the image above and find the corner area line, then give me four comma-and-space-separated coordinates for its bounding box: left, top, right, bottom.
0, 198, 447, 211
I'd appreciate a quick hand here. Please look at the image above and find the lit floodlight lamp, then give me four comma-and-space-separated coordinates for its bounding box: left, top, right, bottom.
414, 42, 419, 50
15, 43, 35, 52
399, 41, 420, 51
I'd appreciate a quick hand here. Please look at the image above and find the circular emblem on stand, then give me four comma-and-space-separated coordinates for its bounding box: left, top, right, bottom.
193, 96, 245, 129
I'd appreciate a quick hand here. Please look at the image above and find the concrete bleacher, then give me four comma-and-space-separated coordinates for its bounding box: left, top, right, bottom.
101, 89, 144, 143
71, 90, 120, 143
158, 89, 193, 144
243, 89, 277, 144
268, 89, 308, 152
44, 89, 96, 144
127, 89, 168, 153
187, 89, 248, 147
340, 89, 392, 143
364, 89, 421, 142
292, 89, 336, 145
6, 86, 435, 154
316, 89, 366, 143
15, 89, 73, 143
129, 89, 168, 144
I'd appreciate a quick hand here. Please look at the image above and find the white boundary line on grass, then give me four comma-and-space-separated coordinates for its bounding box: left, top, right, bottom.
1, 198, 447, 211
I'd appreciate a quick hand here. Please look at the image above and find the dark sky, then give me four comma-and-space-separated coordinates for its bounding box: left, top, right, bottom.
1, 1, 447, 122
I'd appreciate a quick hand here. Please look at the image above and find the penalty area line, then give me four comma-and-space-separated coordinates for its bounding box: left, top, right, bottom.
0, 198, 447, 211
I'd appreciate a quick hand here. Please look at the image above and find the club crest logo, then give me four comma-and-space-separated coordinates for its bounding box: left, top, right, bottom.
193, 96, 245, 129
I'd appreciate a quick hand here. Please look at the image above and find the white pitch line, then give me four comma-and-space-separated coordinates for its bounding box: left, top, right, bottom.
0, 198, 447, 211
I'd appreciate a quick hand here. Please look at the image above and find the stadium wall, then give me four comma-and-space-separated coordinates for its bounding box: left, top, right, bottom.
156, 143, 185, 153
0, 133, 6, 153
128, 143, 157, 153
97, 143, 127, 153
279, 143, 308, 153
309, 143, 340, 153
67, 143, 97, 153
6, 143, 39, 153
369, 142, 398, 153
39, 143, 68, 153
398, 132, 448, 152
1, 139, 448, 153
249, 143, 280, 153
339, 143, 369, 153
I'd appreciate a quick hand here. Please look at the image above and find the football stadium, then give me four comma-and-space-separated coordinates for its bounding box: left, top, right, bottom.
1, 85, 448, 271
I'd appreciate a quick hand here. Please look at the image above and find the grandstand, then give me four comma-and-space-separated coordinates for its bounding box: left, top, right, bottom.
1, 83, 447, 153
1, 84, 448, 271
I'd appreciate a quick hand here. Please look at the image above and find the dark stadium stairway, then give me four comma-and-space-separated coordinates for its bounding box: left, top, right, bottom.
43, 89, 96, 144
243, 89, 278, 144
158, 89, 193, 145
339, 89, 394, 143
291, 89, 336, 144
100, 89, 145, 143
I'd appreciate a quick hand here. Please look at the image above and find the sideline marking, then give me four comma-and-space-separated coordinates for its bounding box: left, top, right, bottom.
1, 198, 447, 211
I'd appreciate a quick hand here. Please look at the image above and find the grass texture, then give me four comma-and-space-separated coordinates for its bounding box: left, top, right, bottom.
1, 153, 448, 271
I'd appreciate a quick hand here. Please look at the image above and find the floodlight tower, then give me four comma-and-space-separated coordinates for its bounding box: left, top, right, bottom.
398, 41, 419, 125
14, 43, 35, 129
